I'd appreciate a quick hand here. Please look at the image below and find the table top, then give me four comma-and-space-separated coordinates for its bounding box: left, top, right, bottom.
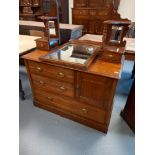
19, 20, 83, 32
79, 34, 135, 52
19, 35, 40, 55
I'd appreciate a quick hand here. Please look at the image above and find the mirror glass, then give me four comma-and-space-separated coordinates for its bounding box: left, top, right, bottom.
49, 21, 56, 36
109, 25, 123, 43
44, 43, 98, 64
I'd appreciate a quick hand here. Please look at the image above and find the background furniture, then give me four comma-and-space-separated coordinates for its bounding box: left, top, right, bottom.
19, 35, 40, 100
19, 0, 69, 23
19, 20, 83, 44
120, 79, 135, 132
72, 0, 121, 34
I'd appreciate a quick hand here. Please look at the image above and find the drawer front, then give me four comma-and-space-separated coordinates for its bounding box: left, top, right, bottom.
89, 10, 97, 16
73, 9, 89, 16
98, 10, 109, 16
36, 41, 49, 50
34, 90, 106, 124
99, 52, 122, 63
31, 74, 74, 98
28, 61, 74, 84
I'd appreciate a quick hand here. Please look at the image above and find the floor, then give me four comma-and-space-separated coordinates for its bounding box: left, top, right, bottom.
19, 60, 135, 155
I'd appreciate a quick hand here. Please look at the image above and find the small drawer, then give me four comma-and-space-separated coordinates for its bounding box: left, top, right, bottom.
36, 40, 49, 51
34, 90, 106, 124
73, 9, 89, 16
28, 61, 74, 84
98, 10, 108, 16
31, 74, 74, 98
89, 10, 97, 16
99, 51, 123, 63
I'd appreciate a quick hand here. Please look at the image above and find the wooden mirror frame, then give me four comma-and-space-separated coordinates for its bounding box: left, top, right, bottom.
103, 20, 131, 47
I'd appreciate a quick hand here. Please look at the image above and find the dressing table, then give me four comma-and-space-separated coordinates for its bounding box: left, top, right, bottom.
22, 19, 130, 133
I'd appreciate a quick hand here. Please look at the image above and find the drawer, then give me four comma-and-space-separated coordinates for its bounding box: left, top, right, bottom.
34, 90, 106, 124
98, 10, 109, 16
28, 61, 74, 84
36, 40, 49, 51
31, 74, 74, 98
89, 10, 97, 16
73, 9, 89, 16
99, 51, 123, 63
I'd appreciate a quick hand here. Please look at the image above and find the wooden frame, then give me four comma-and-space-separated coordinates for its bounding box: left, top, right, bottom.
39, 40, 101, 70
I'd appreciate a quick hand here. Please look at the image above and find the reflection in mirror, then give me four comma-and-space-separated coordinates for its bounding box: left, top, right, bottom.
49, 21, 56, 35
110, 26, 123, 43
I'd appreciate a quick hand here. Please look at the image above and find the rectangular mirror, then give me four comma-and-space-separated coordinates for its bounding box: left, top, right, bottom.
49, 21, 56, 36
109, 25, 123, 43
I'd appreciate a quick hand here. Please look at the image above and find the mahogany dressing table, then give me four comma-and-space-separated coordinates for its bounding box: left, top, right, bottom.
22, 19, 130, 133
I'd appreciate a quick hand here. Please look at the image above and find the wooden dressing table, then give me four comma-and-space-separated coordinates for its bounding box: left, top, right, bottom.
22, 18, 131, 133
22, 39, 123, 133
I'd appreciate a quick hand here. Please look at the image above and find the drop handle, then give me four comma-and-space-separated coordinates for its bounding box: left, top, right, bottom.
47, 96, 53, 101
39, 80, 45, 85
59, 86, 66, 91
82, 108, 87, 113
36, 67, 42, 72
57, 72, 65, 78
108, 54, 113, 57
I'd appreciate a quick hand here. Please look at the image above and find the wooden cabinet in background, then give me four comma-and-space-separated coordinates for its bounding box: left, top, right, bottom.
19, 0, 69, 23
72, 0, 121, 34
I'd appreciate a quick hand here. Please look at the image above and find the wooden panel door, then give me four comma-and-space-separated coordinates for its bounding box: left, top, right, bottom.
95, 20, 104, 34
88, 20, 96, 34
76, 72, 117, 109
74, 0, 88, 8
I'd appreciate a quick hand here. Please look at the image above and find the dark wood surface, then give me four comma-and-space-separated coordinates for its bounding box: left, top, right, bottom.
19, 0, 69, 23
72, 0, 121, 35
121, 79, 135, 133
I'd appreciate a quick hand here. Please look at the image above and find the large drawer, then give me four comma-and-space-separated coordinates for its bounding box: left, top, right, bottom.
72, 9, 89, 16
31, 74, 74, 98
98, 10, 109, 16
34, 90, 106, 124
28, 61, 74, 84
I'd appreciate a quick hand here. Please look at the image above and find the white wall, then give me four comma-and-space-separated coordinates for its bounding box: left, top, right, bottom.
69, 0, 73, 24
69, 0, 135, 24
118, 0, 135, 21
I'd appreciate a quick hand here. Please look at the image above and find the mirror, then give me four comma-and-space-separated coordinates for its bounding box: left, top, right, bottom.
49, 21, 56, 36
109, 25, 123, 43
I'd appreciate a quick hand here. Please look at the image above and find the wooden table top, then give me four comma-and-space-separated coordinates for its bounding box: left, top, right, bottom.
19, 35, 40, 55
19, 20, 83, 32
22, 49, 122, 79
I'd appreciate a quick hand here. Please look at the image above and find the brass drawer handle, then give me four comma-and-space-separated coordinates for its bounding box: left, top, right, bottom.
82, 108, 87, 113
47, 96, 53, 101
36, 67, 42, 72
108, 54, 113, 58
57, 72, 65, 78
60, 86, 66, 91
39, 80, 45, 85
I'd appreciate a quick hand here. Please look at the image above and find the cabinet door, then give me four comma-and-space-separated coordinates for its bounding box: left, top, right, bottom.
76, 72, 117, 109
95, 20, 104, 34
74, 0, 88, 7
88, 21, 96, 34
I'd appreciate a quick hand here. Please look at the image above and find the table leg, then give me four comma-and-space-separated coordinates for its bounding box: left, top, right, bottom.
19, 77, 25, 100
